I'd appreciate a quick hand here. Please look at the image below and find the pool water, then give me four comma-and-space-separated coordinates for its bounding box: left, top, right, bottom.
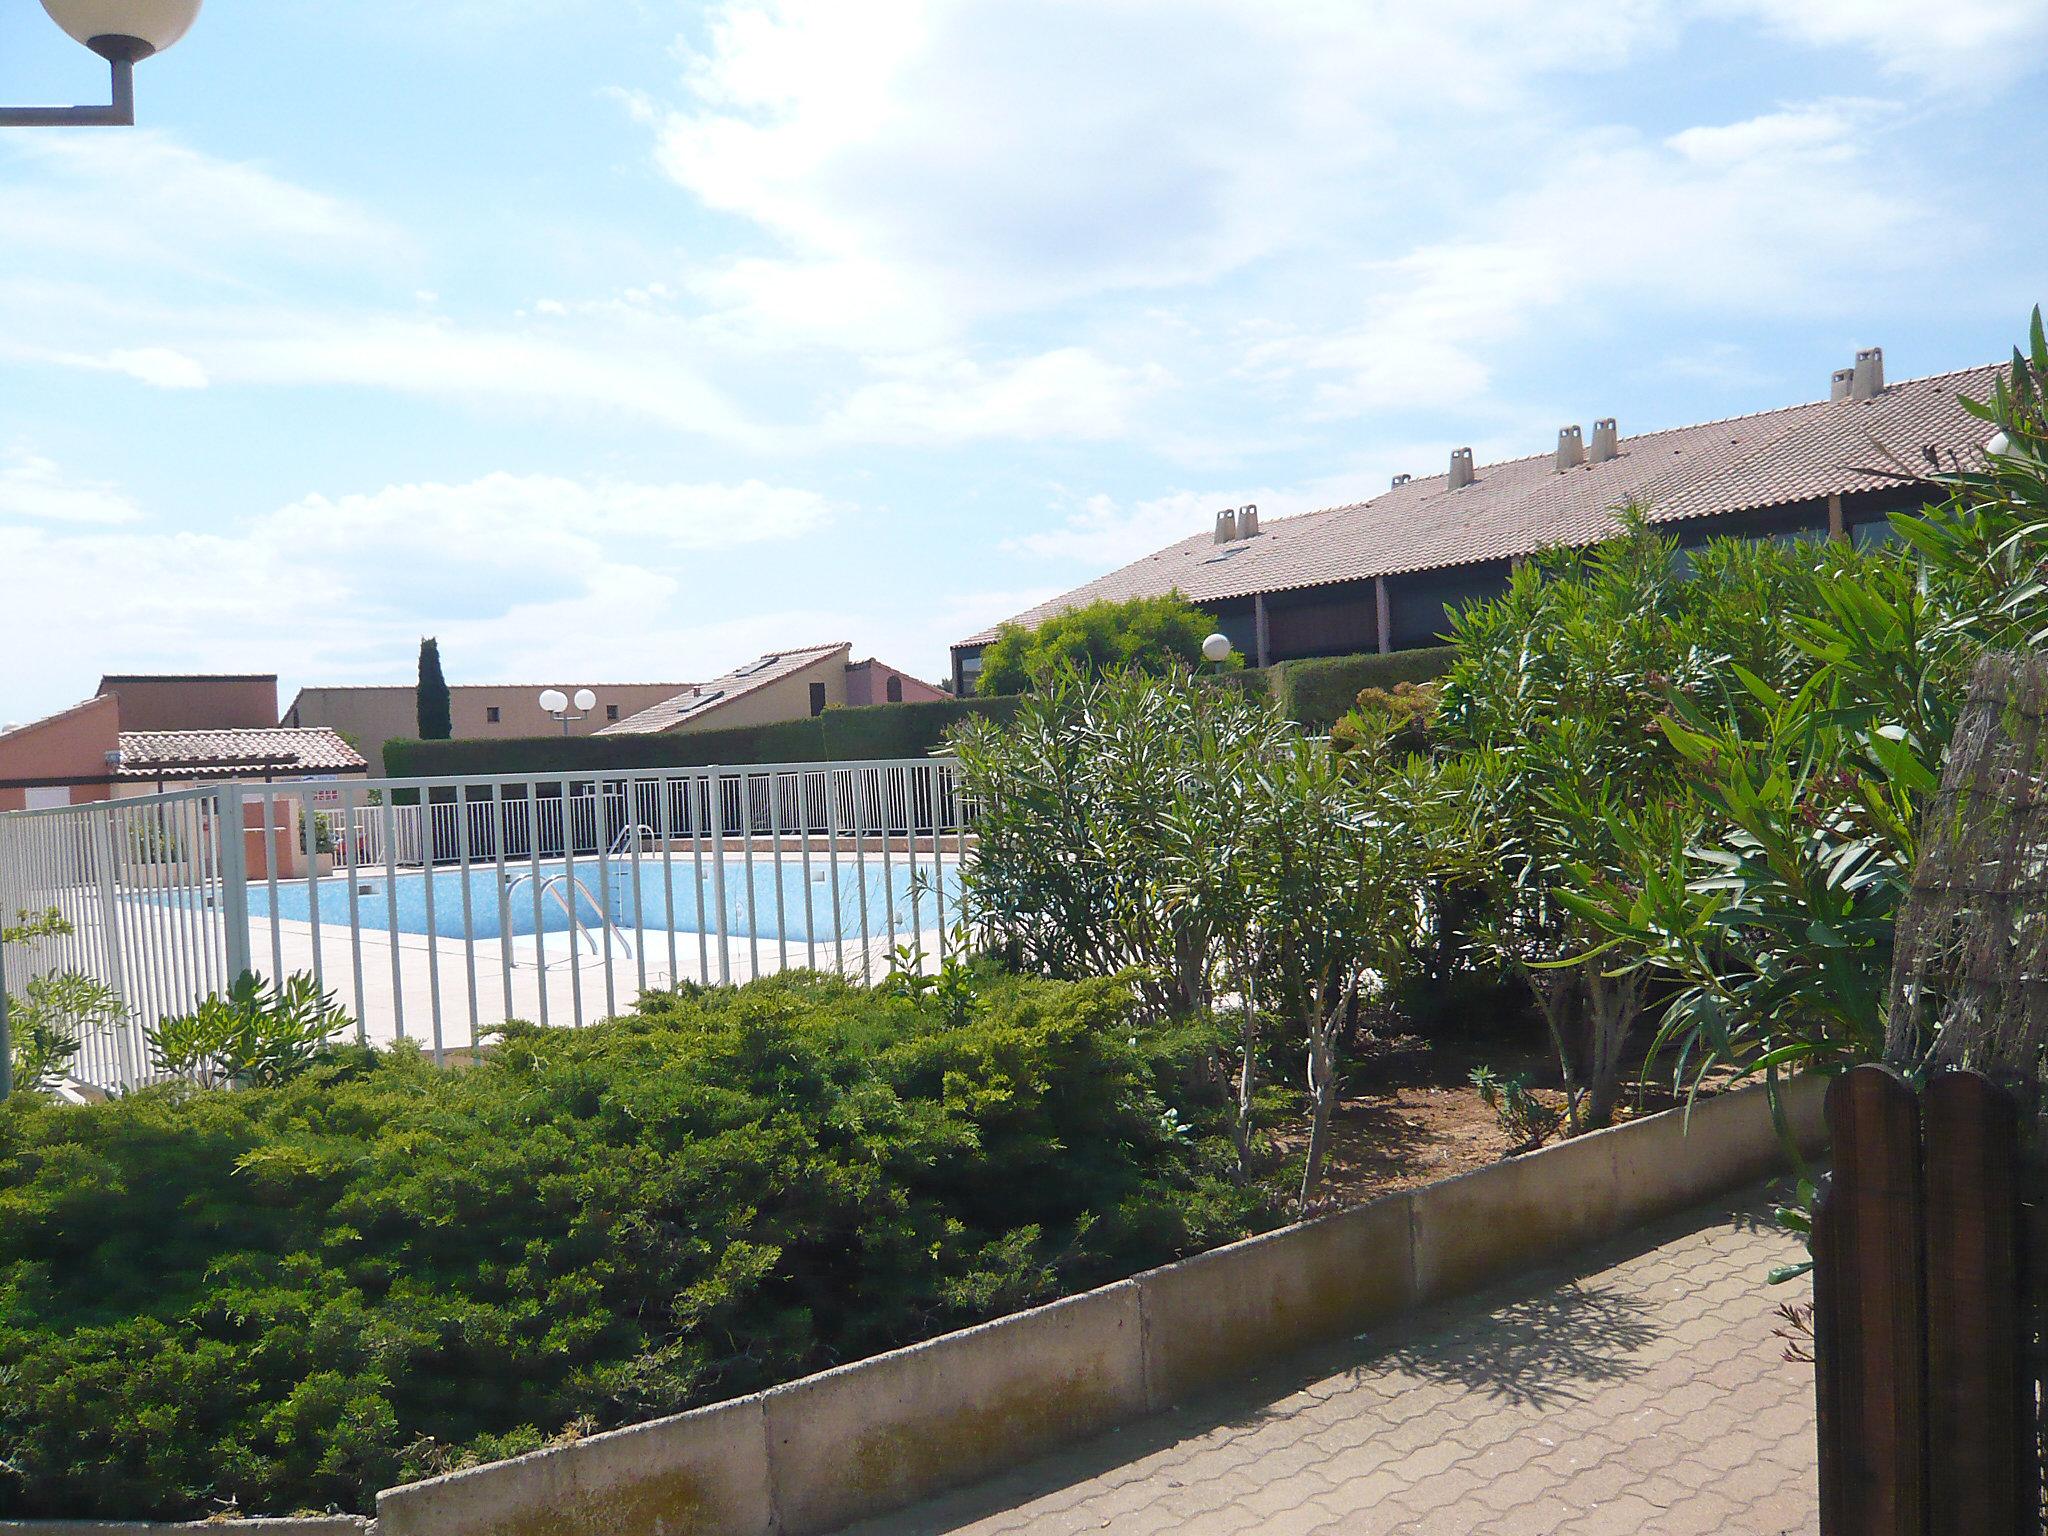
248, 855, 961, 944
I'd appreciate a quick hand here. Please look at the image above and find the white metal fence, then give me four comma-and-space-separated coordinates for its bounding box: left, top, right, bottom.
0, 758, 973, 1095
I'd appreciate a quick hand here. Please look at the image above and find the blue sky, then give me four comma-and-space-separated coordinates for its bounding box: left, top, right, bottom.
1, 0, 2043, 723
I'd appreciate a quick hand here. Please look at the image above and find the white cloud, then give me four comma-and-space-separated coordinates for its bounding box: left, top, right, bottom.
0, 132, 406, 273
645, 0, 1679, 347
1706, 0, 2048, 84
0, 283, 770, 443
827, 347, 1168, 443
34, 346, 213, 390
1253, 100, 1927, 416
1005, 487, 1284, 567
0, 471, 840, 718
0, 449, 143, 525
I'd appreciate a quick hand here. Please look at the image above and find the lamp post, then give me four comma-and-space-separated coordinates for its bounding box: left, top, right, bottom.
540, 688, 599, 736
1, 1, 203, 127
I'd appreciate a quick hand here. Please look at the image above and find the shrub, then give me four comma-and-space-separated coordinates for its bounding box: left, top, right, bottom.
382, 696, 1019, 778
1272, 647, 1455, 729
953, 668, 1444, 1202
2, 911, 124, 1097
0, 971, 1263, 1519
145, 972, 352, 1089
974, 593, 1232, 695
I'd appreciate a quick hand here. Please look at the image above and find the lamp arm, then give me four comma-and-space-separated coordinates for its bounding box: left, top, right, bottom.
0, 54, 134, 127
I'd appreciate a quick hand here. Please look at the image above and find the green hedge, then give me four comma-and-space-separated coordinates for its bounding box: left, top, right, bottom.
1271, 647, 1456, 729
0, 971, 1265, 1519
383, 696, 1022, 778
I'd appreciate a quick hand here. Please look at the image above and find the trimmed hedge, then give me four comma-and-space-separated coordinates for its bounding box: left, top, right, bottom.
378, 653, 1450, 774
1271, 647, 1456, 729
382, 696, 1022, 778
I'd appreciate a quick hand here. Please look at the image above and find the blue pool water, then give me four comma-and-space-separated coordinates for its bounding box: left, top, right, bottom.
247, 855, 961, 944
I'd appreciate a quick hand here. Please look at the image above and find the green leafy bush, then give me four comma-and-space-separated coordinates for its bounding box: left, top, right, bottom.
975, 593, 1232, 695
146, 972, 352, 1089
1564, 310, 2048, 1102
0, 971, 1263, 1519
1469, 1066, 1562, 1152
1271, 647, 1455, 729
953, 668, 1445, 1202
2, 911, 124, 1097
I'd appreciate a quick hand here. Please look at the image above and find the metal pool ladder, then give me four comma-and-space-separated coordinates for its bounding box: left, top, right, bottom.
503, 870, 635, 967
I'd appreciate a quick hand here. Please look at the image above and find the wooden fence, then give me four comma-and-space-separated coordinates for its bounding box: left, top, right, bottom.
1814, 1064, 2041, 1534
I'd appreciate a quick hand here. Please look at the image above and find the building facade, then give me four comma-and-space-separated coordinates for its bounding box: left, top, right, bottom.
599, 645, 947, 737
283, 682, 698, 768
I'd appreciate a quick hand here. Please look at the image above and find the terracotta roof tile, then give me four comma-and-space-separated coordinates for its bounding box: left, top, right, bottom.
961, 364, 2003, 646
116, 728, 366, 778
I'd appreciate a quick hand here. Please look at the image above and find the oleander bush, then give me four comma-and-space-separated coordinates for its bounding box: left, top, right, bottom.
0, 970, 1264, 1520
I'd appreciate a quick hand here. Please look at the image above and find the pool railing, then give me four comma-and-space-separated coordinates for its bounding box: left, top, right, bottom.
0, 757, 975, 1094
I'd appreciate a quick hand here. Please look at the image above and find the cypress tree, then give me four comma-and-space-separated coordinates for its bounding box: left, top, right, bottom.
416, 637, 452, 740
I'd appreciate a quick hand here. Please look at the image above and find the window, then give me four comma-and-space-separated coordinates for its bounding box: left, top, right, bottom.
809, 681, 827, 716
486, 706, 501, 724
886, 676, 903, 703
606, 704, 620, 721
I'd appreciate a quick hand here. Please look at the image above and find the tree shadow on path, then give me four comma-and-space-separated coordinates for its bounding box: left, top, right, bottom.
1369, 1277, 1659, 1409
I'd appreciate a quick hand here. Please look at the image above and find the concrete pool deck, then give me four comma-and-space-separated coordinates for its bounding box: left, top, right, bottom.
244, 911, 942, 1051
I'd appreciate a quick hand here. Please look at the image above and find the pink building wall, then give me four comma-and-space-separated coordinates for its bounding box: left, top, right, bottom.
0, 695, 119, 811
844, 659, 949, 707
97, 675, 279, 731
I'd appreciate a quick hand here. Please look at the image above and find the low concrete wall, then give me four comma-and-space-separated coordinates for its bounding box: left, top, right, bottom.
377, 1395, 771, 1536
376, 1075, 1828, 1536
1138, 1189, 1416, 1409
763, 1282, 1147, 1536
0, 1522, 369, 1535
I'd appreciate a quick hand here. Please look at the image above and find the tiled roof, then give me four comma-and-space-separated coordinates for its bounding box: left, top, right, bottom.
288, 682, 697, 693
99, 673, 276, 685
597, 644, 851, 736
116, 728, 366, 779
961, 363, 2003, 646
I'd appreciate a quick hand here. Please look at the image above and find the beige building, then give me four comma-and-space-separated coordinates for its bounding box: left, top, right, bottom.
283, 682, 697, 768
599, 643, 947, 737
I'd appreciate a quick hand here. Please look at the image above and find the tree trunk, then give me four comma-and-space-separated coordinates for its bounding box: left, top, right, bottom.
1581, 966, 1646, 1130
1528, 967, 1589, 1130
1298, 979, 1354, 1210
1231, 946, 1259, 1180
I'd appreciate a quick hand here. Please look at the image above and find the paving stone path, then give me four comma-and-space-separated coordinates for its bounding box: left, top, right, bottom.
845, 1188, 1817, 1535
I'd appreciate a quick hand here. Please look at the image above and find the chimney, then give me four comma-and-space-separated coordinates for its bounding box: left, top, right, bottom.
1850, 346, 1884, 401
1391, 472, 1412, 488
1238, 504, 1260, 538
1212, 507, 1237, 544
1555, 424, 1585, 472
1448, 447, 1476, 490
1830, 367, 1854, 403
1588, 417, 1619, 464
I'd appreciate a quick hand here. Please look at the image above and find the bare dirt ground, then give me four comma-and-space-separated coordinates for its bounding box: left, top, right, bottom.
1269, 1029, 1706, 1213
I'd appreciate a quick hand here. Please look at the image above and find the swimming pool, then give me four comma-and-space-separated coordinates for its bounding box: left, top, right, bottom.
248, 854, 963, 945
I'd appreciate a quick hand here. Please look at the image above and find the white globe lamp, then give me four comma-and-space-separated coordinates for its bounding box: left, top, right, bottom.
42, 0, 203, 58
5, 1, 203, 125
538, 689, 569, 714
572, 688, 598, 713
1986, 431, 2013, 458
1201, 633, 1234, 664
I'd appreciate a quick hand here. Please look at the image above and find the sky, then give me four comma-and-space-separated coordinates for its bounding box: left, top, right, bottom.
1, 0, 2043, 724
